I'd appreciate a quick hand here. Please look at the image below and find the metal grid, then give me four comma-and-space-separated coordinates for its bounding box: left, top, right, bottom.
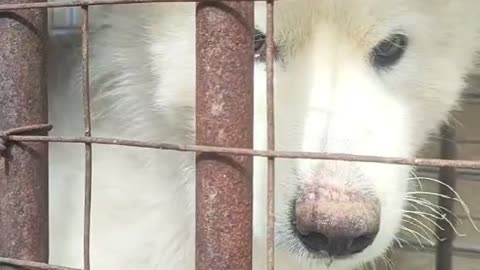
0, 0, 479, 270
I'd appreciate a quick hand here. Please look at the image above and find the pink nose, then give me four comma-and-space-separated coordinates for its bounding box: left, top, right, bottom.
294, 186, 381, 257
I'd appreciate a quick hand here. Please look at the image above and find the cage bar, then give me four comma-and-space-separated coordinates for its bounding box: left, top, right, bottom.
435, 123, 458, 270
80, 5, 92, 270
195, 1, 254, 270
0, 0, 49, 268
265, 0, 275, 269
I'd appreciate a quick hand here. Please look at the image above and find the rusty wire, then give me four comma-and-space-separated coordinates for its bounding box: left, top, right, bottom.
5, 134, 480, 169
0, 124, 52, 154
265, 0, 275, 269
81, 5, 92, 270
0, 257, 80, 270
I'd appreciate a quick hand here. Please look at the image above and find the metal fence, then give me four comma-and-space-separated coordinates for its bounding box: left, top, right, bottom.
0, 0, 480, 270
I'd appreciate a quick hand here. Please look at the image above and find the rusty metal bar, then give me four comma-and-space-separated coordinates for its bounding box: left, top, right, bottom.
81, 5, 92, 270
435, 124, 458, 270
195, 1, 254, 269
265, 0, 275, 269
0, 0, 49, 267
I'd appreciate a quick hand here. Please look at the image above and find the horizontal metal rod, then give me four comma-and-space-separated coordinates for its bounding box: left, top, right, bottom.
433, 138, 480, 145
0, 257, 80, 270
0, 0, 272, 11
418, 167, 480, 182
3, 242, 480, 270
396, 241, 480, 259
5, 134, 480, 169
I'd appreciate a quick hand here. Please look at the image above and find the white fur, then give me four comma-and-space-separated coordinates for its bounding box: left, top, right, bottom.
47, 1, 480, 269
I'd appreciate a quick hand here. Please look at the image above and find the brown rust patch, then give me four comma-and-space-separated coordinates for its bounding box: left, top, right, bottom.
0, 0, 49, 266
195, 1, 254, 270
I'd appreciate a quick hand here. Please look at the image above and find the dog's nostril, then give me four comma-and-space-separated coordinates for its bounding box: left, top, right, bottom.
297, 231, 378, 257
350, 233, 377, 254
298, 232, 329, 252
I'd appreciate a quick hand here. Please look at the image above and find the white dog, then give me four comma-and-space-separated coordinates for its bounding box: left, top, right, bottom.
47, 1, 480, 269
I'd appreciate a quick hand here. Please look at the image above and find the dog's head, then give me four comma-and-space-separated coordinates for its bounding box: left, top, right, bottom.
251, 1, 480, 268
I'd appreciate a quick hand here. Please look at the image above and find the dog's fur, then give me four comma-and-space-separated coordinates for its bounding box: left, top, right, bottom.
48, 1, 480, 269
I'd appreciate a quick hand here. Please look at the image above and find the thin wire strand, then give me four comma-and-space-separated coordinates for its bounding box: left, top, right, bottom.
81, 6, 92, 270
6, 134, 480, 169
0, 124, 52, 153
266, 0, 275, 269
0, 257, 81, 270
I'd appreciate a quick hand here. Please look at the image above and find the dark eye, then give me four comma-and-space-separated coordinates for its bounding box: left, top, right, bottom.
371, 34, 408, 68
254, 29, 266, 62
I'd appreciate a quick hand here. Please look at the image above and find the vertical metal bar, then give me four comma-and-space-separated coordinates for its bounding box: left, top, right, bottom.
0, 0, 49, 267
435, 123, 457, 270
81, 5, 92, 270
265, 0, 275, 270
195, 1, 254, 269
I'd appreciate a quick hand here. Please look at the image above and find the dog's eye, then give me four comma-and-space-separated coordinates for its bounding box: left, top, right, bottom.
371, 34, 408, 68
254, 29, 266, 62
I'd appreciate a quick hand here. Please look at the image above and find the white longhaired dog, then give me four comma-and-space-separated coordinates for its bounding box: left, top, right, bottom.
48, 1, 480, 269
